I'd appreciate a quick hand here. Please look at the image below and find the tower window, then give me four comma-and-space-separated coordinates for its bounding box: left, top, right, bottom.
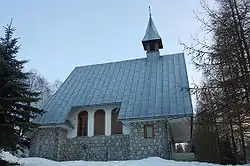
149, 43, 156, 51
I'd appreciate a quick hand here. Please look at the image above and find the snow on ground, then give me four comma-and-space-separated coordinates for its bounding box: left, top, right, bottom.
1, 151, 248, 166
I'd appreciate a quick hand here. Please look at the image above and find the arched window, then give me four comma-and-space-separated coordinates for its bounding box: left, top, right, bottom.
111, 108, 122, 134
94, 109, 105, 136
78, 111, 88, 136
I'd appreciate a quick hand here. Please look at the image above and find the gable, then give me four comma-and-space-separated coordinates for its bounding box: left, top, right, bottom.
35, 53, 193, 124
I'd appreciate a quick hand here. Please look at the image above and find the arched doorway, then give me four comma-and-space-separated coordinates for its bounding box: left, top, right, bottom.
111, 108, 123, 134
78, 111, 88, 136
94, 109, 105, 135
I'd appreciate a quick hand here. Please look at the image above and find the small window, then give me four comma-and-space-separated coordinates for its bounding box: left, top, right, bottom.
144, 124, 154, 138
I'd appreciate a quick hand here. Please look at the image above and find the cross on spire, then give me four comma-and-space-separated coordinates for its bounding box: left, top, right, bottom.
149, 6, 152, 17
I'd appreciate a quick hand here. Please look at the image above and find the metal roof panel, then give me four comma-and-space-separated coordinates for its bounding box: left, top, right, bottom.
35, 53, 193, 124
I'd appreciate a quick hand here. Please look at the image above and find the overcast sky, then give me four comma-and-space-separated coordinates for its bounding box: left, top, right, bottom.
1, 0, 210, 90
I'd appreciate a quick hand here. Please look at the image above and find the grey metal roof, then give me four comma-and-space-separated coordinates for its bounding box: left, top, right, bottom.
35, 52, 193, 124
142, 16, 161, 41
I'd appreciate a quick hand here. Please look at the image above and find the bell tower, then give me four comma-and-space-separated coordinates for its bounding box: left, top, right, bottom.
142, 6, 163, 53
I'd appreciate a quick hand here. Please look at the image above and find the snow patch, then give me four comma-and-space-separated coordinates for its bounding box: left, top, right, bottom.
0, 151, 247, 166
1, 151, 19, 163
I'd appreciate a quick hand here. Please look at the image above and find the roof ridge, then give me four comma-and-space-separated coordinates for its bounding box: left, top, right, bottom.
75, 53, 184, 69
160, 52, 184, 57
75, 57, 146, 69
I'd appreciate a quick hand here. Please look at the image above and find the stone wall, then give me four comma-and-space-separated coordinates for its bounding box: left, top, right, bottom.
30, 120, 170, 161
63, 134, 129, 161
29, 127, 66, 161
30, 127, 129, 161
129, 120, 169, 160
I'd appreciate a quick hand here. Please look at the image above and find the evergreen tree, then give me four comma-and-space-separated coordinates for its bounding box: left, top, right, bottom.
0, 22, 44, 151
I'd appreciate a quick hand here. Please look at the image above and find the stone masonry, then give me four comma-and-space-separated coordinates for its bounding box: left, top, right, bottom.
29, 127, 64, 161
63, 135, 130, 161
30, 120, 170, 161
30, 127, 67, 161
30, 127, 129, 161
129, 120, 170, 160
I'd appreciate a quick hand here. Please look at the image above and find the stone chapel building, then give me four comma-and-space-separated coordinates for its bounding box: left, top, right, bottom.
29, 12, 193, 161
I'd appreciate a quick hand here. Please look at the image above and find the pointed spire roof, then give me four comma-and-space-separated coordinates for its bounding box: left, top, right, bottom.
142, 7, 163, 51
142, 11, 161, 41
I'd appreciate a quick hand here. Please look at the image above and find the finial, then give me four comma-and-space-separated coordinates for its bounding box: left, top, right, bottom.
149, 6, 151, 17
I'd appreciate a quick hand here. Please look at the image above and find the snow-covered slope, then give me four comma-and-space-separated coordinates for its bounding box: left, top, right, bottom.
0, 151, 247, 166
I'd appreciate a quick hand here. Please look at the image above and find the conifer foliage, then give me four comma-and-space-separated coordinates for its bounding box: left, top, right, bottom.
0, 22, 44, 151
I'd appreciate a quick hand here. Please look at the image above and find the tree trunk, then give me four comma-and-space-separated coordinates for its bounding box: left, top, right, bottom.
238, 115, 247, 163
230, 119, 237, 161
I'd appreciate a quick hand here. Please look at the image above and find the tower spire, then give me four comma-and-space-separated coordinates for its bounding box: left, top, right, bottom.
142, 7, 163, 52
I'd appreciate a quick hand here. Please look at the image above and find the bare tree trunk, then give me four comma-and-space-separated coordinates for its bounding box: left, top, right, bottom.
230, 119, 237, 161
214, 122, 220, 163
238, 115, 247, 163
